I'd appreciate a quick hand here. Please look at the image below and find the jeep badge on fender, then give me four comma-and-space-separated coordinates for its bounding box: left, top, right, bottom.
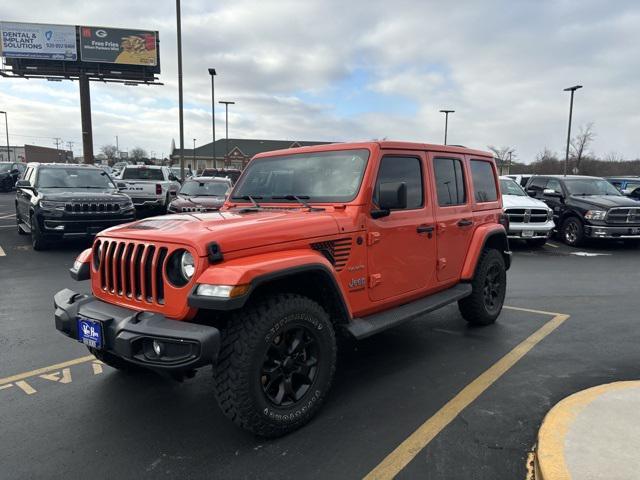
54, 141, 510, 437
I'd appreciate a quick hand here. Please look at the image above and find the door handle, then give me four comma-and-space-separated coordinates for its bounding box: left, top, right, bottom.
417, 225, 434, 233
457, 219, 473, 227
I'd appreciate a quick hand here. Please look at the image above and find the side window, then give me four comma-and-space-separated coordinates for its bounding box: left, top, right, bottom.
546, 179, 562, 194
470, 160, 498, 202
434, 157, 466, 206
24, 167, 33, 185
610, 181, 622, 190
373, 156, 423, 210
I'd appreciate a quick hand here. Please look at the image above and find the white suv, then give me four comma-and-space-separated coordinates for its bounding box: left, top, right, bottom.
499, 176, 554, 247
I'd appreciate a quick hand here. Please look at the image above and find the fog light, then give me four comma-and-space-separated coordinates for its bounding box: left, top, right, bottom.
152, 340, 164, 356
73, 260, 83, 272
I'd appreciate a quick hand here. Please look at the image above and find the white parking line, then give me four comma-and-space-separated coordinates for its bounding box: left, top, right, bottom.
546, 242, 559, 248
0, 213, 16, 219
0, 224, 16, 228
0, 246, 5, 257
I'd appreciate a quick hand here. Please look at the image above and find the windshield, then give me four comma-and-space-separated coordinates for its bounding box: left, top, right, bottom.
500, 178, 527, 196
37, 168, 116, 189
180, 180, 229, 196
171, 167, 190, 176
0, 163, 11, 172
564, 178, 621, 196
122, 168, 164, 180
233, 149, 369, 202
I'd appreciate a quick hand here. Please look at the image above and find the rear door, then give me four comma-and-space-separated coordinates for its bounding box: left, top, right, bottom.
429, 154, 473, 283
366, 151, 437, 302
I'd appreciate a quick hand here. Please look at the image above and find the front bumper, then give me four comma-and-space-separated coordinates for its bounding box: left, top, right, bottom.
38, 212, 135, 238
585, 224, 640, 239
507, 219, 555, 239
54, 288, 221, 373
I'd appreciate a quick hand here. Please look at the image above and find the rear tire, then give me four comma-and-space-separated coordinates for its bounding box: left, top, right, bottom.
561, 217, 584, 247
214, 294, 337, 437
458, 249, 506, 326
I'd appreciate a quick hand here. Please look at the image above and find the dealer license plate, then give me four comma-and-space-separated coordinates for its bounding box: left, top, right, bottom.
522, 230, 534, 237
77, 317, 103, 349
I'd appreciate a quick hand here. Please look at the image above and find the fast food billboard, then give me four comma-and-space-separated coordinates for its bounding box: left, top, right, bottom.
79, 26, 157, 66
0, 21, 77, 61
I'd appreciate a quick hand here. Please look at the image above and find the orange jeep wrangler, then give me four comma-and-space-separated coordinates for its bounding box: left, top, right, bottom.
55, 141, 510, 436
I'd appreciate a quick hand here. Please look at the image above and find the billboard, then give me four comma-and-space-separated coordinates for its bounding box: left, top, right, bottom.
80, 26, 157, 66
0, 21, 77, 61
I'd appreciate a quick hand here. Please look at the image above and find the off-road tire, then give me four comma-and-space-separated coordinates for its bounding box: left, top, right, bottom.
30, 215, 48, 251
458, 248, 506, 326
526, 238, 547, 248
561, 217, 584, 247
87, 347, 143, 373
214, 294, 337, 437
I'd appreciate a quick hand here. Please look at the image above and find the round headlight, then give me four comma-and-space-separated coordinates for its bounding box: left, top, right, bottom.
180, 251, 195, 279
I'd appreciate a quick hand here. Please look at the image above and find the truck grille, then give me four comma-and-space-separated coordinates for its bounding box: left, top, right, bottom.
65, 202, 121, 214
606, 207, 640, 225
505, 208, 549, 224
95, 240, 169, 304
311, 238, 352, 271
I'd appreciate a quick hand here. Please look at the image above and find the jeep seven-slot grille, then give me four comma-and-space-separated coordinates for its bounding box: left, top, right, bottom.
505, 208, 548, 224
311, 238, 352, 271
65, 202, 120, 214
97, 240, 168, 304
606, 207, 640, 225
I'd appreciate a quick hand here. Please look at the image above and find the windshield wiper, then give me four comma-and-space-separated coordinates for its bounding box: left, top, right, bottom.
231, 195, 263, 208
271, 195, 325, 211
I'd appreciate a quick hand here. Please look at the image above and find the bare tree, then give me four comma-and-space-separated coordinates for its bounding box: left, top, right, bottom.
570, 123, 595, 171
130, 147, 148, 161
100, 144, 118, 161
487, 145, 516, 174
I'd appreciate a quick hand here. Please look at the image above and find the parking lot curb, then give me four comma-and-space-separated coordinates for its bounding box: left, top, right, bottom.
535, 381, 640, 480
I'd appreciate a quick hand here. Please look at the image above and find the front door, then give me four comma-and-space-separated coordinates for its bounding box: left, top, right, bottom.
429, 154, 474, 283
366, 152, 437, 302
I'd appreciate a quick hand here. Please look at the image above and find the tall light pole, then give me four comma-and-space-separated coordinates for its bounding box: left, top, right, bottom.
0, 111, 10, 162
208, 68, 217, 168
192, 138, 196, 171
176, 0, 186, 181
115, 135, 119, 160
563, 85, 582, 176
439, 109, 454, 145
219, 101, 235, 168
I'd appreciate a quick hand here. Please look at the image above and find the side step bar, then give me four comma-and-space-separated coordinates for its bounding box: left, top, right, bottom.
346, 283, 472, 339
18, 221, 31, 234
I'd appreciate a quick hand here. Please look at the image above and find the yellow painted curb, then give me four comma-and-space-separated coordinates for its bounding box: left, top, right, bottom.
536, 380, 640, 480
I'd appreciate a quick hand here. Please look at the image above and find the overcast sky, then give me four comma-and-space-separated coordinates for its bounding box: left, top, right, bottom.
1, 0, 640, 162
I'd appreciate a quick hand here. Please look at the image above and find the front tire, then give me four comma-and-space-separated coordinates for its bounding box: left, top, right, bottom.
30, 215, 48, 251
561, 217, 584, 247
214, 294, 337, 437
458, 249, 506, 326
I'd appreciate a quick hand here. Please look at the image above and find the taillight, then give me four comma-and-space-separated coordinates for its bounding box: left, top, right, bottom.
156, 184, 162, 195
499, 213, 510, 231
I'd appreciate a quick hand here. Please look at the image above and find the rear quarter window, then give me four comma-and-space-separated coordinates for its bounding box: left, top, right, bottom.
470, 160, 498, 203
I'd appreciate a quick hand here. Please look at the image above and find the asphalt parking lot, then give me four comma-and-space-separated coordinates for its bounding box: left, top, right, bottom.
1, 190, 639, 479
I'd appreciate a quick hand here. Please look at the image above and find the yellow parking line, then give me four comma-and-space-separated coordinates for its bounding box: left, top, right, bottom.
0, 355, 94, 386
546, 242, 560, 248
364, 311, 570, 480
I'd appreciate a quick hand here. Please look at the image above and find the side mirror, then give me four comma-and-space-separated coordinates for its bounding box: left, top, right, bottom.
116, 182, 127, 191
15, 180, 32, 189
526, 188, 537, 197
372, 182, 407, 218
11, 169, 20, 175
543, 188, 563, 197
169, 174, 178, 181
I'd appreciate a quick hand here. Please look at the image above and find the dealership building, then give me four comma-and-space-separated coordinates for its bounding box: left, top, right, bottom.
170, 138, 331, 170
0, 144, 73, 163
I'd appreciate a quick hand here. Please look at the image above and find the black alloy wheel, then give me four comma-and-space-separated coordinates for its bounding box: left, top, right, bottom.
260, 325, 319, 407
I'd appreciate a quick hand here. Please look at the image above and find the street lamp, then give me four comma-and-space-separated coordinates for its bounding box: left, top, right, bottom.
176, 0, 186, 181
219, 101, 235, 168
0, 111, 10, 162
439, 109, 454, 145
192, 138, 196, 172
563, 85, 583, 176
208, 68, 217, 168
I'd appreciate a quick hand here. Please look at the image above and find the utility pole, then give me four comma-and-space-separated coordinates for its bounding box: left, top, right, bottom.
79, 74, 94, 163
0, 111, 10, 162
192, 138, 196, 171
563, 85, 583, 176
208, 68, 217, 168
439, 109, 454, 145
176, 0, 186, 181
219, 101, 235, 168
67, 141, 74, 162
115, 135, 119, 159
53, 137, 62, 162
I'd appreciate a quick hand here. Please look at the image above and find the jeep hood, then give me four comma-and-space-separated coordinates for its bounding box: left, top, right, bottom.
100, 209, 342, 256
569, 195, 638, 209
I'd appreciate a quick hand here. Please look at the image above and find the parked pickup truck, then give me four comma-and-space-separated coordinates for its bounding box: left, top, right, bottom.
55, 141, 511, 436
117, 165, 181, 211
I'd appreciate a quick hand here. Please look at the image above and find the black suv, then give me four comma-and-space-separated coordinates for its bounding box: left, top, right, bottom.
526, 175, 640, 246
0, 162, 26, 191
15, 163, 136, 250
